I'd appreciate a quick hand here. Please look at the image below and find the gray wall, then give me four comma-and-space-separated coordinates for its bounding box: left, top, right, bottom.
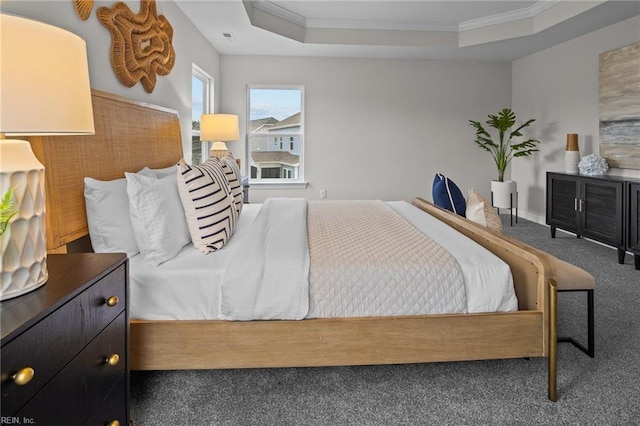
6, 1, 637, 217
1, 0, 221, 161
512, 15, 640, 222
221, 55, 512, 203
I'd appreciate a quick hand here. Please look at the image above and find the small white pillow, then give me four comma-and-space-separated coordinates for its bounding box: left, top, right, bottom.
137, 165, 177, 179
84, 177, 139, 257
465, 189, 503, 233
176, 158, 237, 253
125, 172, 191, 266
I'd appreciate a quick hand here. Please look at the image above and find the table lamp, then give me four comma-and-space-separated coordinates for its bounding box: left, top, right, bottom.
201, 114, 239, 158
1, 14, 94, 300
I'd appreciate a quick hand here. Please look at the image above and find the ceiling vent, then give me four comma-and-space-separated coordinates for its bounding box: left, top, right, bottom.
222, 32, 236, 42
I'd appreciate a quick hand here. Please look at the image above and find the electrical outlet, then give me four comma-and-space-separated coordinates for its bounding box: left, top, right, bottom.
320, 189, 327, 199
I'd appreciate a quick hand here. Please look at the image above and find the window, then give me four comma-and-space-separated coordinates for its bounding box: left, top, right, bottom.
247, 86, 304, 184
192, 65, 212, 165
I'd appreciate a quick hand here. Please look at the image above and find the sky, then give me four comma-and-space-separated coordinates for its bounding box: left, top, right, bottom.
192, 82, 302, 123
249, 88, 302, 121
192, 76, 204, 122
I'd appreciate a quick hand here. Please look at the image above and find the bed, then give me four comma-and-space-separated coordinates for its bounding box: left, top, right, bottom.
28, 89, 558, 401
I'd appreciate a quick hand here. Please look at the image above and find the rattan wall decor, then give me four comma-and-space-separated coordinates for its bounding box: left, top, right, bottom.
73, 0, 94, 20
97, 0, 175, 93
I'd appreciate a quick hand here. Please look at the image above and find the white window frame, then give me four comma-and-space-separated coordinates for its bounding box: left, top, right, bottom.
247, 84, 307, 188
192, 64, 213, 164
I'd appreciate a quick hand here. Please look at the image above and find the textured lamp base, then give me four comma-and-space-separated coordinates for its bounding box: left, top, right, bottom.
210, 149, 232, 159
1, 140, 48, 300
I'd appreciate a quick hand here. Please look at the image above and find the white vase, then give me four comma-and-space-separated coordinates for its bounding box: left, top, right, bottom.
564, 133, 580, 173
564, 151, 580, 173
491, 180, 517, 209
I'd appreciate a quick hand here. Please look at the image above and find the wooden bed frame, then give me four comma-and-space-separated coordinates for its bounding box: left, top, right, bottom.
29, 89, 558, 401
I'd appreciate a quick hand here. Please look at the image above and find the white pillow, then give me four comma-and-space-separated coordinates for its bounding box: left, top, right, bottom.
220, 156, 243, 217
137, 165, 177, 178
125, 172, 191, 266
84, 177, 140, 257
465, 189, 503, 233
176, 158, 237, 253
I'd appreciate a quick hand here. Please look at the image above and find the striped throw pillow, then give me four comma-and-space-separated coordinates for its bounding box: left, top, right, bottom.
176, 158, 237, 253
220, 156, 243, 217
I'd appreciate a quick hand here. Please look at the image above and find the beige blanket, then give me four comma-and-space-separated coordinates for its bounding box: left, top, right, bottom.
306, 200, 466, 318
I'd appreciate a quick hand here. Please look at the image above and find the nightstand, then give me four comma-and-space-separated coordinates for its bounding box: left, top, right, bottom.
242, 176, 250, 203
1, 253, 129, 425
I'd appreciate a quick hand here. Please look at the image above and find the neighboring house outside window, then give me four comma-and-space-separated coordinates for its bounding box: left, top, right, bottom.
248, 86, 304, 185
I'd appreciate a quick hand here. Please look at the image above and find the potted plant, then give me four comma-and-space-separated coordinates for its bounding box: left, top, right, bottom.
1, 188, 17, 279
1, 187, 17, 237
469, 108, 540, 209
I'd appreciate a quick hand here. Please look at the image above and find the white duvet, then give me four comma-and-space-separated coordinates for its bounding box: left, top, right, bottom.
221, 198, 310, 320
129, 200, 517, 320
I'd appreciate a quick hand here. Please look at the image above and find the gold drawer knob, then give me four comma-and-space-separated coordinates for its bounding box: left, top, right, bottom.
105, 296, 119, 307
12, 367, 35, 386
105, 354, 120, 366
107, 421, 120, 426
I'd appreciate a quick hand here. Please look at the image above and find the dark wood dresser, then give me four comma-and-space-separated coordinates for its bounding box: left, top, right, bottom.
547, 172, 640, 269
630, 181, 640, 270
1, 253, 129, 425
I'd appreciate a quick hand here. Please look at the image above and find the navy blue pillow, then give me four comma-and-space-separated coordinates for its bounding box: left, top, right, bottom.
432, 173, 466, 216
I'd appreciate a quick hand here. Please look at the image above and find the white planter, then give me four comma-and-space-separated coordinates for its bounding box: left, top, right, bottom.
491, 180, 517, 209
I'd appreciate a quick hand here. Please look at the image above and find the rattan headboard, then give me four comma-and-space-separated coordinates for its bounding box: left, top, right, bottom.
27, 89, 183, 251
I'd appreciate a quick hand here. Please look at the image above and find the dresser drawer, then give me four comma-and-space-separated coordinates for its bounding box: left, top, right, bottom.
85, 374, 128, 426
16, 312, 126, 424
1, 264, 126, 415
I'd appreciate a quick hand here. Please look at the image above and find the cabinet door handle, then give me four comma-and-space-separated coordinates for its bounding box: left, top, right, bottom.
105, 353, 120, 366
105, 295, 119, 307
579, 199, 584, 212
574, 198, 578, 211
12, 367, 35, 385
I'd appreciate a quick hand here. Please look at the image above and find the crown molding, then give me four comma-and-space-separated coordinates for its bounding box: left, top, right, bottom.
251, 0, 566, 33
243, 0, 615, 49
459, 0, 560, 31
250, 0, 307, 27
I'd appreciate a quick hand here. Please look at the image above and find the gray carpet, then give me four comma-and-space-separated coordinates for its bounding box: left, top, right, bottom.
131, 216, 640, 425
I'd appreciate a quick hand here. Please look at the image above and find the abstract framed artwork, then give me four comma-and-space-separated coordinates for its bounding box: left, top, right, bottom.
599, 41, 640, 170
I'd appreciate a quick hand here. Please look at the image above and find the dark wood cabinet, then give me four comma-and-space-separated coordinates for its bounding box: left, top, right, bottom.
547, 172, 639, 269
629, 182, 640, 270
547, 173, 581, 235
1, 253, 129, 425
578, 177, 624, 249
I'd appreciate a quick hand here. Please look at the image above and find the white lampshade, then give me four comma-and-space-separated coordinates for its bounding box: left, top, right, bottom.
0, 14, 94, 300
1, 15, 94, 135
201, 114, 239, 157
201, 114, 239, 142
